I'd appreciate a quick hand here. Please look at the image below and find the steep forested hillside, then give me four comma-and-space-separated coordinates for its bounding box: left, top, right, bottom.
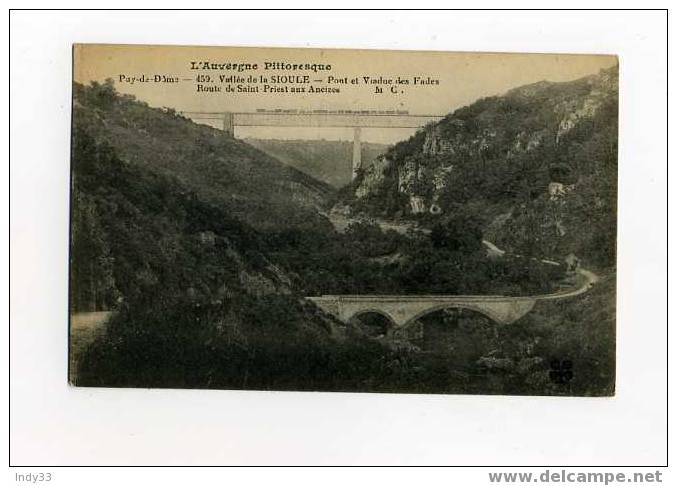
345, 66, 618, 268
70, 82, 351, 387
70, 126, 283, 311
245, 138, 390, 188
70, 110, 361, 389
70, 78, 615, 395
73, 81, 334, 232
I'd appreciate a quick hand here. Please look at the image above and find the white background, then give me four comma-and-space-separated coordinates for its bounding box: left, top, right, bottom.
6, 6, 670, 479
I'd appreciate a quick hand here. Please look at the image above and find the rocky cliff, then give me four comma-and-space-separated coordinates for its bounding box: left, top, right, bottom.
345, 65, 618, 267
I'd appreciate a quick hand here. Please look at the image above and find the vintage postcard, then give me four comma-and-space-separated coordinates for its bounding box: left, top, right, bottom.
69, 44, 617, 395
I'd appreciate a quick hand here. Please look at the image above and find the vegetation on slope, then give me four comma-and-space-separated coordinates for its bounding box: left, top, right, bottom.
265, 219, 563, 296
345, 66, 618, 269
73, 80, 334, 232
71, 79, 614, 395
245, 138, 390, 189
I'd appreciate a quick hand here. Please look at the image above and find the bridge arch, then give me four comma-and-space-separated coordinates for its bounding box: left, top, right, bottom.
401, 303, 506, 329
348, 309, 398, 337
349, 308, 396, 323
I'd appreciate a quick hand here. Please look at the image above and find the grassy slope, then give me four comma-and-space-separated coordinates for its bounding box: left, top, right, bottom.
245, 138, 390, 189
73, 82, 334, 232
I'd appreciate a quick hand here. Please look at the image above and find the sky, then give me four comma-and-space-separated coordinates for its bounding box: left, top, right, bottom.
74, 44, 617, 144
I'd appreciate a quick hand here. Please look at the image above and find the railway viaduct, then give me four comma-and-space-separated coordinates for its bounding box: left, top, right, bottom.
183, 110, 443, 177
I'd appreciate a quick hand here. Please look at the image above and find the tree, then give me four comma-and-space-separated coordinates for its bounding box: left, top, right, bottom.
429, 215, 483, 253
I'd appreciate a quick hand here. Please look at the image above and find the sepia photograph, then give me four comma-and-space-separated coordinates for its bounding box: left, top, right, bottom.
10, 6, 671, 472
68, 44, 618, 396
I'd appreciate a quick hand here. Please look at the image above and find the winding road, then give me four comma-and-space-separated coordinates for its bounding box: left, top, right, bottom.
311, 211, 600, 326
70, 212, 599, 363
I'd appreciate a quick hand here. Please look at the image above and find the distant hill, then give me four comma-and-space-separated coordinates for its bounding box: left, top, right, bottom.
245, 138, 390, 188
344, 66, 618, 269
72, 81, 334, 232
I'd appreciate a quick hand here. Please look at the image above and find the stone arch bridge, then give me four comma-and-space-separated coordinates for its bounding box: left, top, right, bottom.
308, 295, 537, 328
308, 269, 598, 328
